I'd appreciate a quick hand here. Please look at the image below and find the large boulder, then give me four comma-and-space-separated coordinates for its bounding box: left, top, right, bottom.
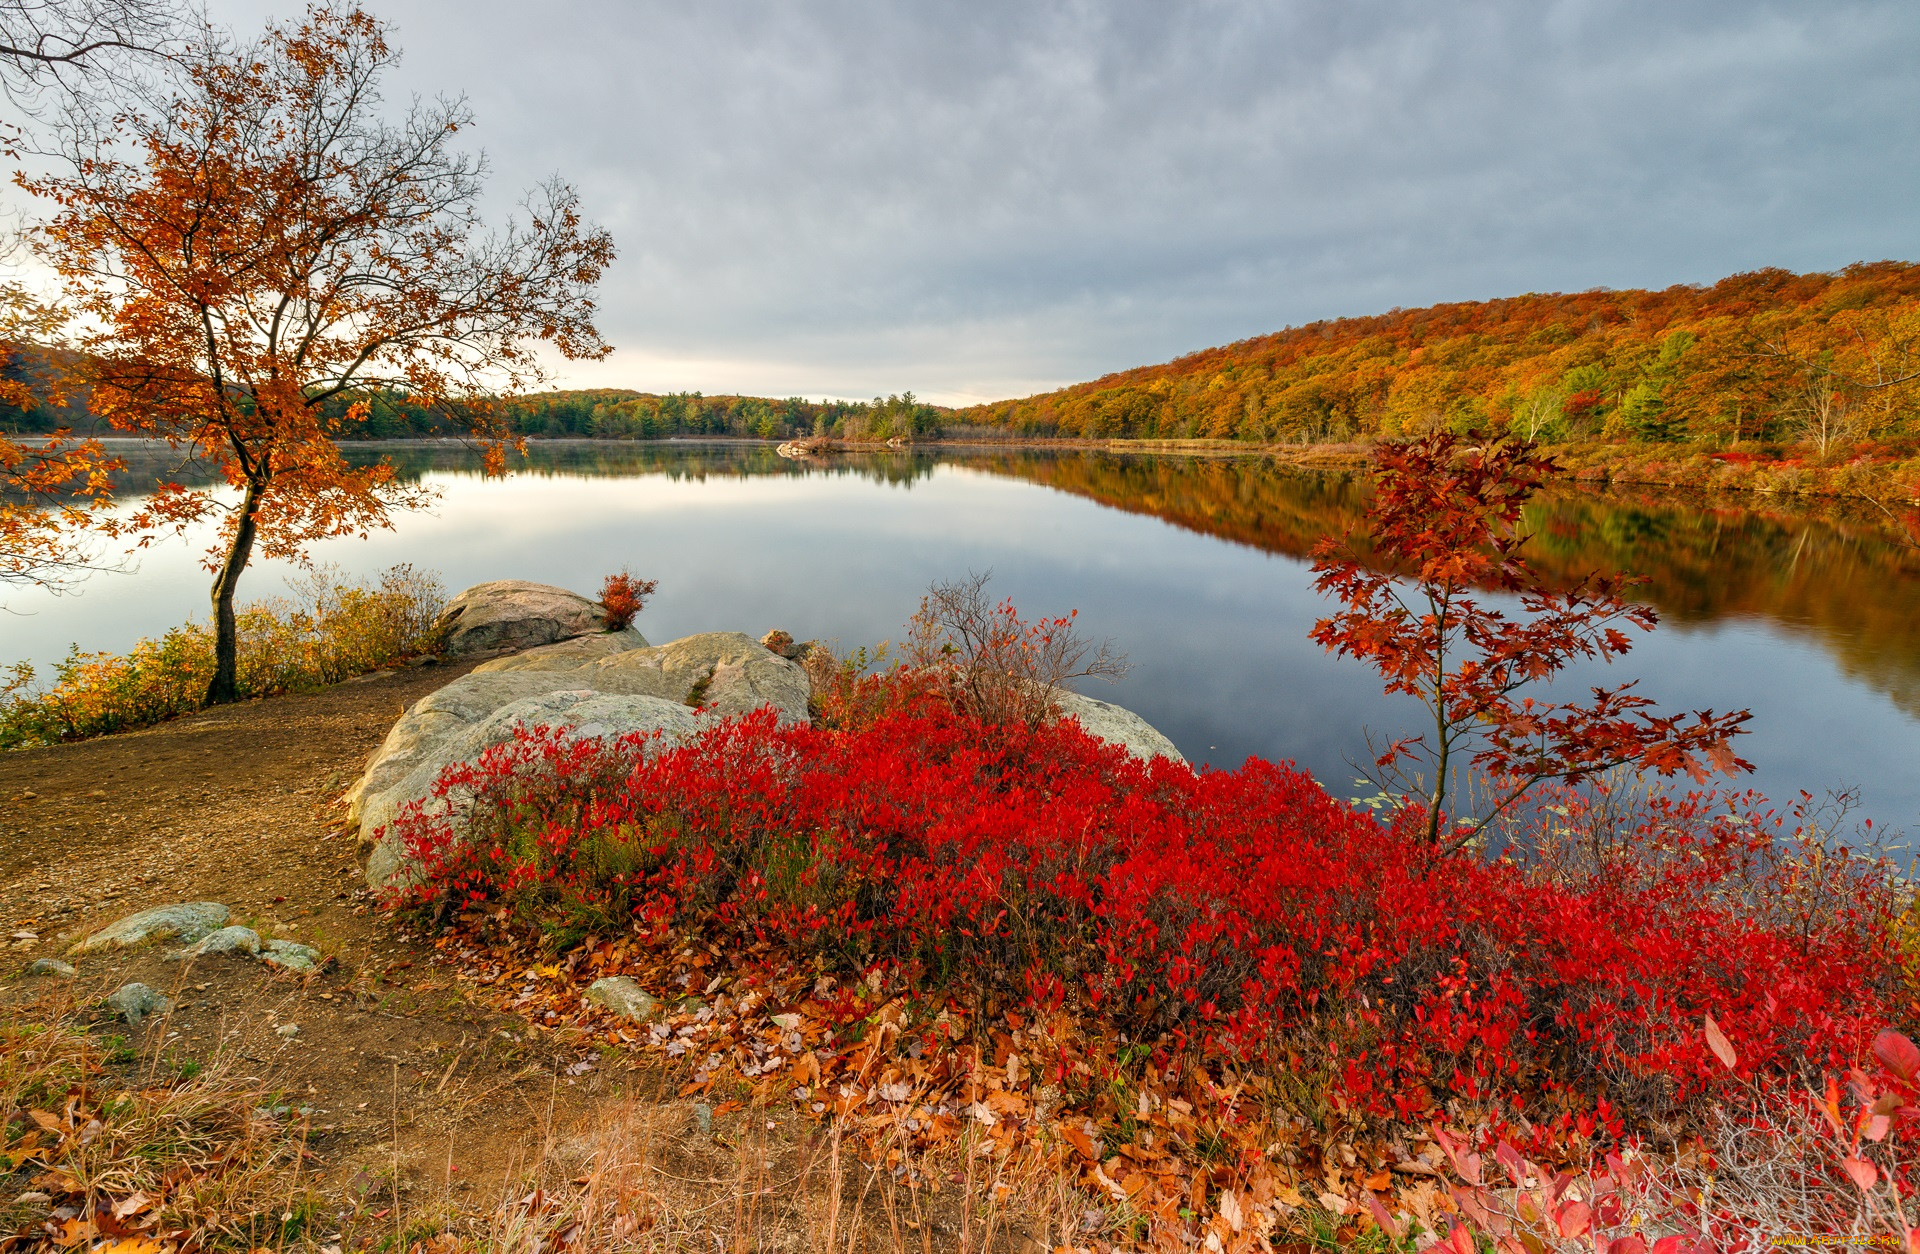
345, 631, 809, 830
586, 632, 812, 723
1052, 691, 1186, 765
434, 580, 620, 657
471, 627, 649, 673
362, 691, 702, 890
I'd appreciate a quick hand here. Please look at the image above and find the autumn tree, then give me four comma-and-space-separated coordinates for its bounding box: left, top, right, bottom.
24, 3, 614, 702
1, 0, 201, 592
1310, 432, 1753, 853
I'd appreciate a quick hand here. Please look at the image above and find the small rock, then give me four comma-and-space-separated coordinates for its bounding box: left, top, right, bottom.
584, 976, 660, 1023
71, 902, 230, 955
275, 1023, 301, 1039
260, 939, 321, 972
691, 1101, 713, 1137
24, 958, 76, 978
174, 925, 262, 960
759, 628, 797, 658
105, 982, 171, 1024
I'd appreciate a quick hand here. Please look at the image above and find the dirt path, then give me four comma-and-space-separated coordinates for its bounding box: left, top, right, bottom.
0, 665, 837, 1242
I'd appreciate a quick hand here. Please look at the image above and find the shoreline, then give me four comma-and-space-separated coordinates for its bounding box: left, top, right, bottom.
41, 432, 1920, 519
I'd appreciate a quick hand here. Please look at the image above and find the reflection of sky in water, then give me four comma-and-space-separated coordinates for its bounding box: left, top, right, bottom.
4, 453, 1917, 838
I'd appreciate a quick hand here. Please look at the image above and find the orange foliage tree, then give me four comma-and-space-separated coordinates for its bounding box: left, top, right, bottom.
22, 4, 614, 702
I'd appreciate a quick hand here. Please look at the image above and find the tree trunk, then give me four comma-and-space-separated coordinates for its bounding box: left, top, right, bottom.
205, 477, 264, 705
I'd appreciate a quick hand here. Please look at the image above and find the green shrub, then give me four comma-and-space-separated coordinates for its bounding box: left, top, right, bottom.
0, 563, 445, 747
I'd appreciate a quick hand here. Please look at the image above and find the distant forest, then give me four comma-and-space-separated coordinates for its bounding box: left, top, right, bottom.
7, 263, 1916, 452
959, 262, 1920, 449
0, 363, 946, 444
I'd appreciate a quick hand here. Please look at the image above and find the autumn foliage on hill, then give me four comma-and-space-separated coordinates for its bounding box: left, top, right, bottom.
961, 263, 1920, 450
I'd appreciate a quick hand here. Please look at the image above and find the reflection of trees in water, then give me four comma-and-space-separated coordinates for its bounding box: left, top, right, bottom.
960, 449, 1920, 721
91, 437, 946, 493
449, 440, 940, 489
83, 439, 1920, 719
1520, 493, 1920, 722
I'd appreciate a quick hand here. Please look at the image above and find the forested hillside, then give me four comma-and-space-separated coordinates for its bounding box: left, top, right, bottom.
961, 263, 1920, 449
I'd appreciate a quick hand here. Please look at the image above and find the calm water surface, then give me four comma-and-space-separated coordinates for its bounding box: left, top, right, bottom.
6, 441, 1918, 834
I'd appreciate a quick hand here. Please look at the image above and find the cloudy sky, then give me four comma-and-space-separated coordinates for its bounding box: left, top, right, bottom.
165, 1, 1920, 402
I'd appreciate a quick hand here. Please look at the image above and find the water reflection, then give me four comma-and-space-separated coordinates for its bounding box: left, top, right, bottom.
9, 439, 1917, 833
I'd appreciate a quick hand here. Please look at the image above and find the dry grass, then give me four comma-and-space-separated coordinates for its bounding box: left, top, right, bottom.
0, 993, 320, 1250
331, 1080, 1090, 1254
0, 989, 1100, 1253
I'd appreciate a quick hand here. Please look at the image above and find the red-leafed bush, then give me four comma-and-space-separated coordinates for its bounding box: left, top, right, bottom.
382, 687, 1901, 1139
598, 570, 656, 631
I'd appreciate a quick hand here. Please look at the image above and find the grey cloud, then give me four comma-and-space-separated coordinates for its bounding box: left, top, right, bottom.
193, 0, 1920, 400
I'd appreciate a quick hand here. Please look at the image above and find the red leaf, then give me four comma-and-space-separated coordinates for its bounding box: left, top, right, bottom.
1554, 1200, 1591, 1239
1844, 1156, 1879, 1191
1364, 1191, 1404, 1241
1876, 1029, 1920, 1083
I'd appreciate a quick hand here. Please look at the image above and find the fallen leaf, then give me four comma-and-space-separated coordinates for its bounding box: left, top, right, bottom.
1703, 1015, 1738, 1070
1219, 1188, 1244, 1234
111, 1191, 152, 1219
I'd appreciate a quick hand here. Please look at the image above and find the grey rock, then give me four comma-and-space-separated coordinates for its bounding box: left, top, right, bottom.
347, 631, 809, 841
346, 633, 804, 828
434, 580, 612, 658
584, 976, 661, 1023
106, 982, 171, 1024
275, 1022, 301, 1038
174, 925, 262, 960
587, 631, 810, 723
471, 627, 649, 674
24, 958, 75, 978
260, 939, 322, 972
344, 671, 604, 820
1051, 691, 1187, 765
361, 691, 701, 889
71, 902, 229, 955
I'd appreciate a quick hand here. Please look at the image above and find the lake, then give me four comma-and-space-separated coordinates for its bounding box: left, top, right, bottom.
6, 440, 1918, 837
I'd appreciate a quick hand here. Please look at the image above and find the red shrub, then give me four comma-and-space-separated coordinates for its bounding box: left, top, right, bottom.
381, 687, 1900, 1139
598, 570, 656, 631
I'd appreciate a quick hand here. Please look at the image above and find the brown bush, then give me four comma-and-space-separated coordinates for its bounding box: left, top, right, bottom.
903, 571, 1128, 726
